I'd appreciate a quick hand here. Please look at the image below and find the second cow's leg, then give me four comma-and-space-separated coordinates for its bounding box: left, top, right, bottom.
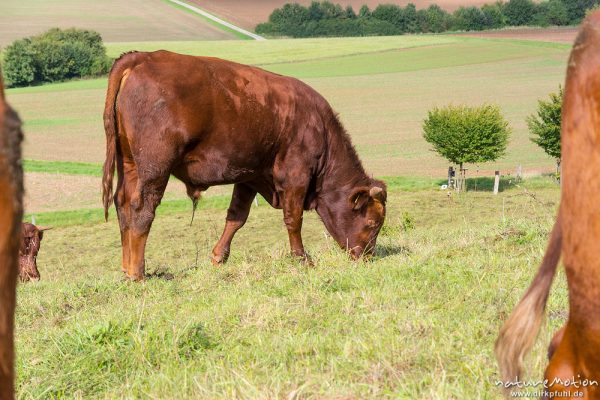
211, 183, 257, 265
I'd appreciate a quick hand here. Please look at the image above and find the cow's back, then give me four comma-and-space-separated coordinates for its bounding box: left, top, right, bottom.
115, 51, 332, 186
0, 75, 23, 399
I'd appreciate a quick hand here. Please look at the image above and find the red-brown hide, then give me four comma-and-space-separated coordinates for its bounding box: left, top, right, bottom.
496, 12, 600, 399
102, 51, 387, 280
0, 71, 23, 399
19, 223, 48, 282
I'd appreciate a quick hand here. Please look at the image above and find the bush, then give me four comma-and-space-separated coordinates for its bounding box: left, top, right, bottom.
527, 87, 563, 167
2, 28, 111, 87
422, 104, 511, 170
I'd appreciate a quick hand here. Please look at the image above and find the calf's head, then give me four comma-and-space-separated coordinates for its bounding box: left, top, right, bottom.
19, 223, 50, 282
320, 180, 387, 259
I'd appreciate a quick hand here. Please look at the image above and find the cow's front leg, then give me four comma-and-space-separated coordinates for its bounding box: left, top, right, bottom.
211, 183, 257, 265
281, 186, 311, 263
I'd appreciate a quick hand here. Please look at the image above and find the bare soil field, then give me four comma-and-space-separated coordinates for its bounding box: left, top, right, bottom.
0, 0, 236, 47
455, 27, 579, 44
192, 0, 492, 31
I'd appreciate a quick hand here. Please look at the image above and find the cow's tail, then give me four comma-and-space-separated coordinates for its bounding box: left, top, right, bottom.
102, 52, 138, 222
495, 215, 562, 390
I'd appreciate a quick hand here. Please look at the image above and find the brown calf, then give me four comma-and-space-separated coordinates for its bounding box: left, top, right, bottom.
19, 223, 50, 282
496, 13, 600, 399
0, 71, 24, 399
102, 51, 387, 280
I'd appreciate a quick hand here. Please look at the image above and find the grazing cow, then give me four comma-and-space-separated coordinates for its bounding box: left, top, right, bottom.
496, 13, 600, 399
0, 71, 23, 399
19, 223, 50, 282
102, 51, 387, 280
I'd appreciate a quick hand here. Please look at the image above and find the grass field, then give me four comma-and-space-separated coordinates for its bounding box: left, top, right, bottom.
0, 0, 237, 47
16, 176, 566, 399
1, 25, 576, 398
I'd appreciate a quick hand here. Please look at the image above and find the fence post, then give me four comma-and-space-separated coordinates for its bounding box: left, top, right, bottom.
493, 170, 500, 195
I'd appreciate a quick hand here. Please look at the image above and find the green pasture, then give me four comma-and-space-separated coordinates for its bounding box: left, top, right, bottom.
15, 177, 566, 399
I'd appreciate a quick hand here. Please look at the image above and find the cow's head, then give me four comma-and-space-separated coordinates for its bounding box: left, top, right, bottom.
319, 179, 387, 259
19, 222, 50, 282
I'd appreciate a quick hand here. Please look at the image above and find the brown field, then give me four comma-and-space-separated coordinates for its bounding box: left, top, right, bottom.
455, 27, 579, 44
192, 0, 493, 31
0, 0, 236, 47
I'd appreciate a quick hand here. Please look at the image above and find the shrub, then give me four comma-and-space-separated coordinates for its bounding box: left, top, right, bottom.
2, 28, 111, 87
422, 104, 511, 171
527, 87, 563, 168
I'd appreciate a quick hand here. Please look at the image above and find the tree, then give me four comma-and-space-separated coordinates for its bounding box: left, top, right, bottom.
482, 2, 507, 28
422, 104, 511, 173
527, 87, 563, 169
504, 0, 537, 25
2, 39, 36, 87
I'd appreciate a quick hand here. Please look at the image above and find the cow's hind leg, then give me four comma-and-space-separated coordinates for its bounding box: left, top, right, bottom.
114, 160, 137, 274
211, 183, 257, 265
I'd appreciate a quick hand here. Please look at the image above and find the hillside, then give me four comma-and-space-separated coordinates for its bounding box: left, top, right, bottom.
0, 0, 237, 47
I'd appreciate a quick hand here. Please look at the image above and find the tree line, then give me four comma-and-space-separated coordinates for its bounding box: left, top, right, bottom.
256, 0, 597, 37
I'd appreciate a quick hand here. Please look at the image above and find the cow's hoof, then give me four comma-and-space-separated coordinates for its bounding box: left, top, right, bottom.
125, 273, 145, 282
211, 252, 228, 266
295, 253, 314, 266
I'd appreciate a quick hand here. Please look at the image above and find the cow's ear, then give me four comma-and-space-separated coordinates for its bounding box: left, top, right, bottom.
369, 186, 386, 203
349, 187, 370, 210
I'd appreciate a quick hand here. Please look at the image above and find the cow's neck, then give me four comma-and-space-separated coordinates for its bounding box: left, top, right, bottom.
314, 114, 371, 245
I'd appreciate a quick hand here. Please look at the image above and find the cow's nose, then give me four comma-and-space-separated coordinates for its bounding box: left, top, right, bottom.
349, 246, 363, 260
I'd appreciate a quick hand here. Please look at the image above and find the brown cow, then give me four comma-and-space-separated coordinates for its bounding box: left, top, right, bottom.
496, 13, 600, 399
102, 51, 387, 280
19, 223, 50, 282
0, 71, 23, 399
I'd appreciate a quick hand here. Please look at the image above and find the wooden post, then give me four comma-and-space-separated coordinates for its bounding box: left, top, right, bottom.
516, 164, 522, 181
493, 170, 500, 195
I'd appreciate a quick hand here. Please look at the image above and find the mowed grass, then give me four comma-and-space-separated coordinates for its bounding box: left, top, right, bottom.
7, 36, 569, 180
15, 177, 567, 398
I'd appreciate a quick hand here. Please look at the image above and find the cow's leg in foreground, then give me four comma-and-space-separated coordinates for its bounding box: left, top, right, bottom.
211, 183, 257, 265
0, 73, 23, 400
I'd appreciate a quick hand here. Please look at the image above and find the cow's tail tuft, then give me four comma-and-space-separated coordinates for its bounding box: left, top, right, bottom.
102, 53, 137, 222
495, 216, 562, 393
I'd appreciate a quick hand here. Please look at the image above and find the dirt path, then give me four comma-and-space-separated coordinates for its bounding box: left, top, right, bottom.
166, 0, 265, 40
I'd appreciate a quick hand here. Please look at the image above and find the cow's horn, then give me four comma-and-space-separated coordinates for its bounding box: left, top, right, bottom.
38, 226, 53, 231
370, 186, 383, 198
